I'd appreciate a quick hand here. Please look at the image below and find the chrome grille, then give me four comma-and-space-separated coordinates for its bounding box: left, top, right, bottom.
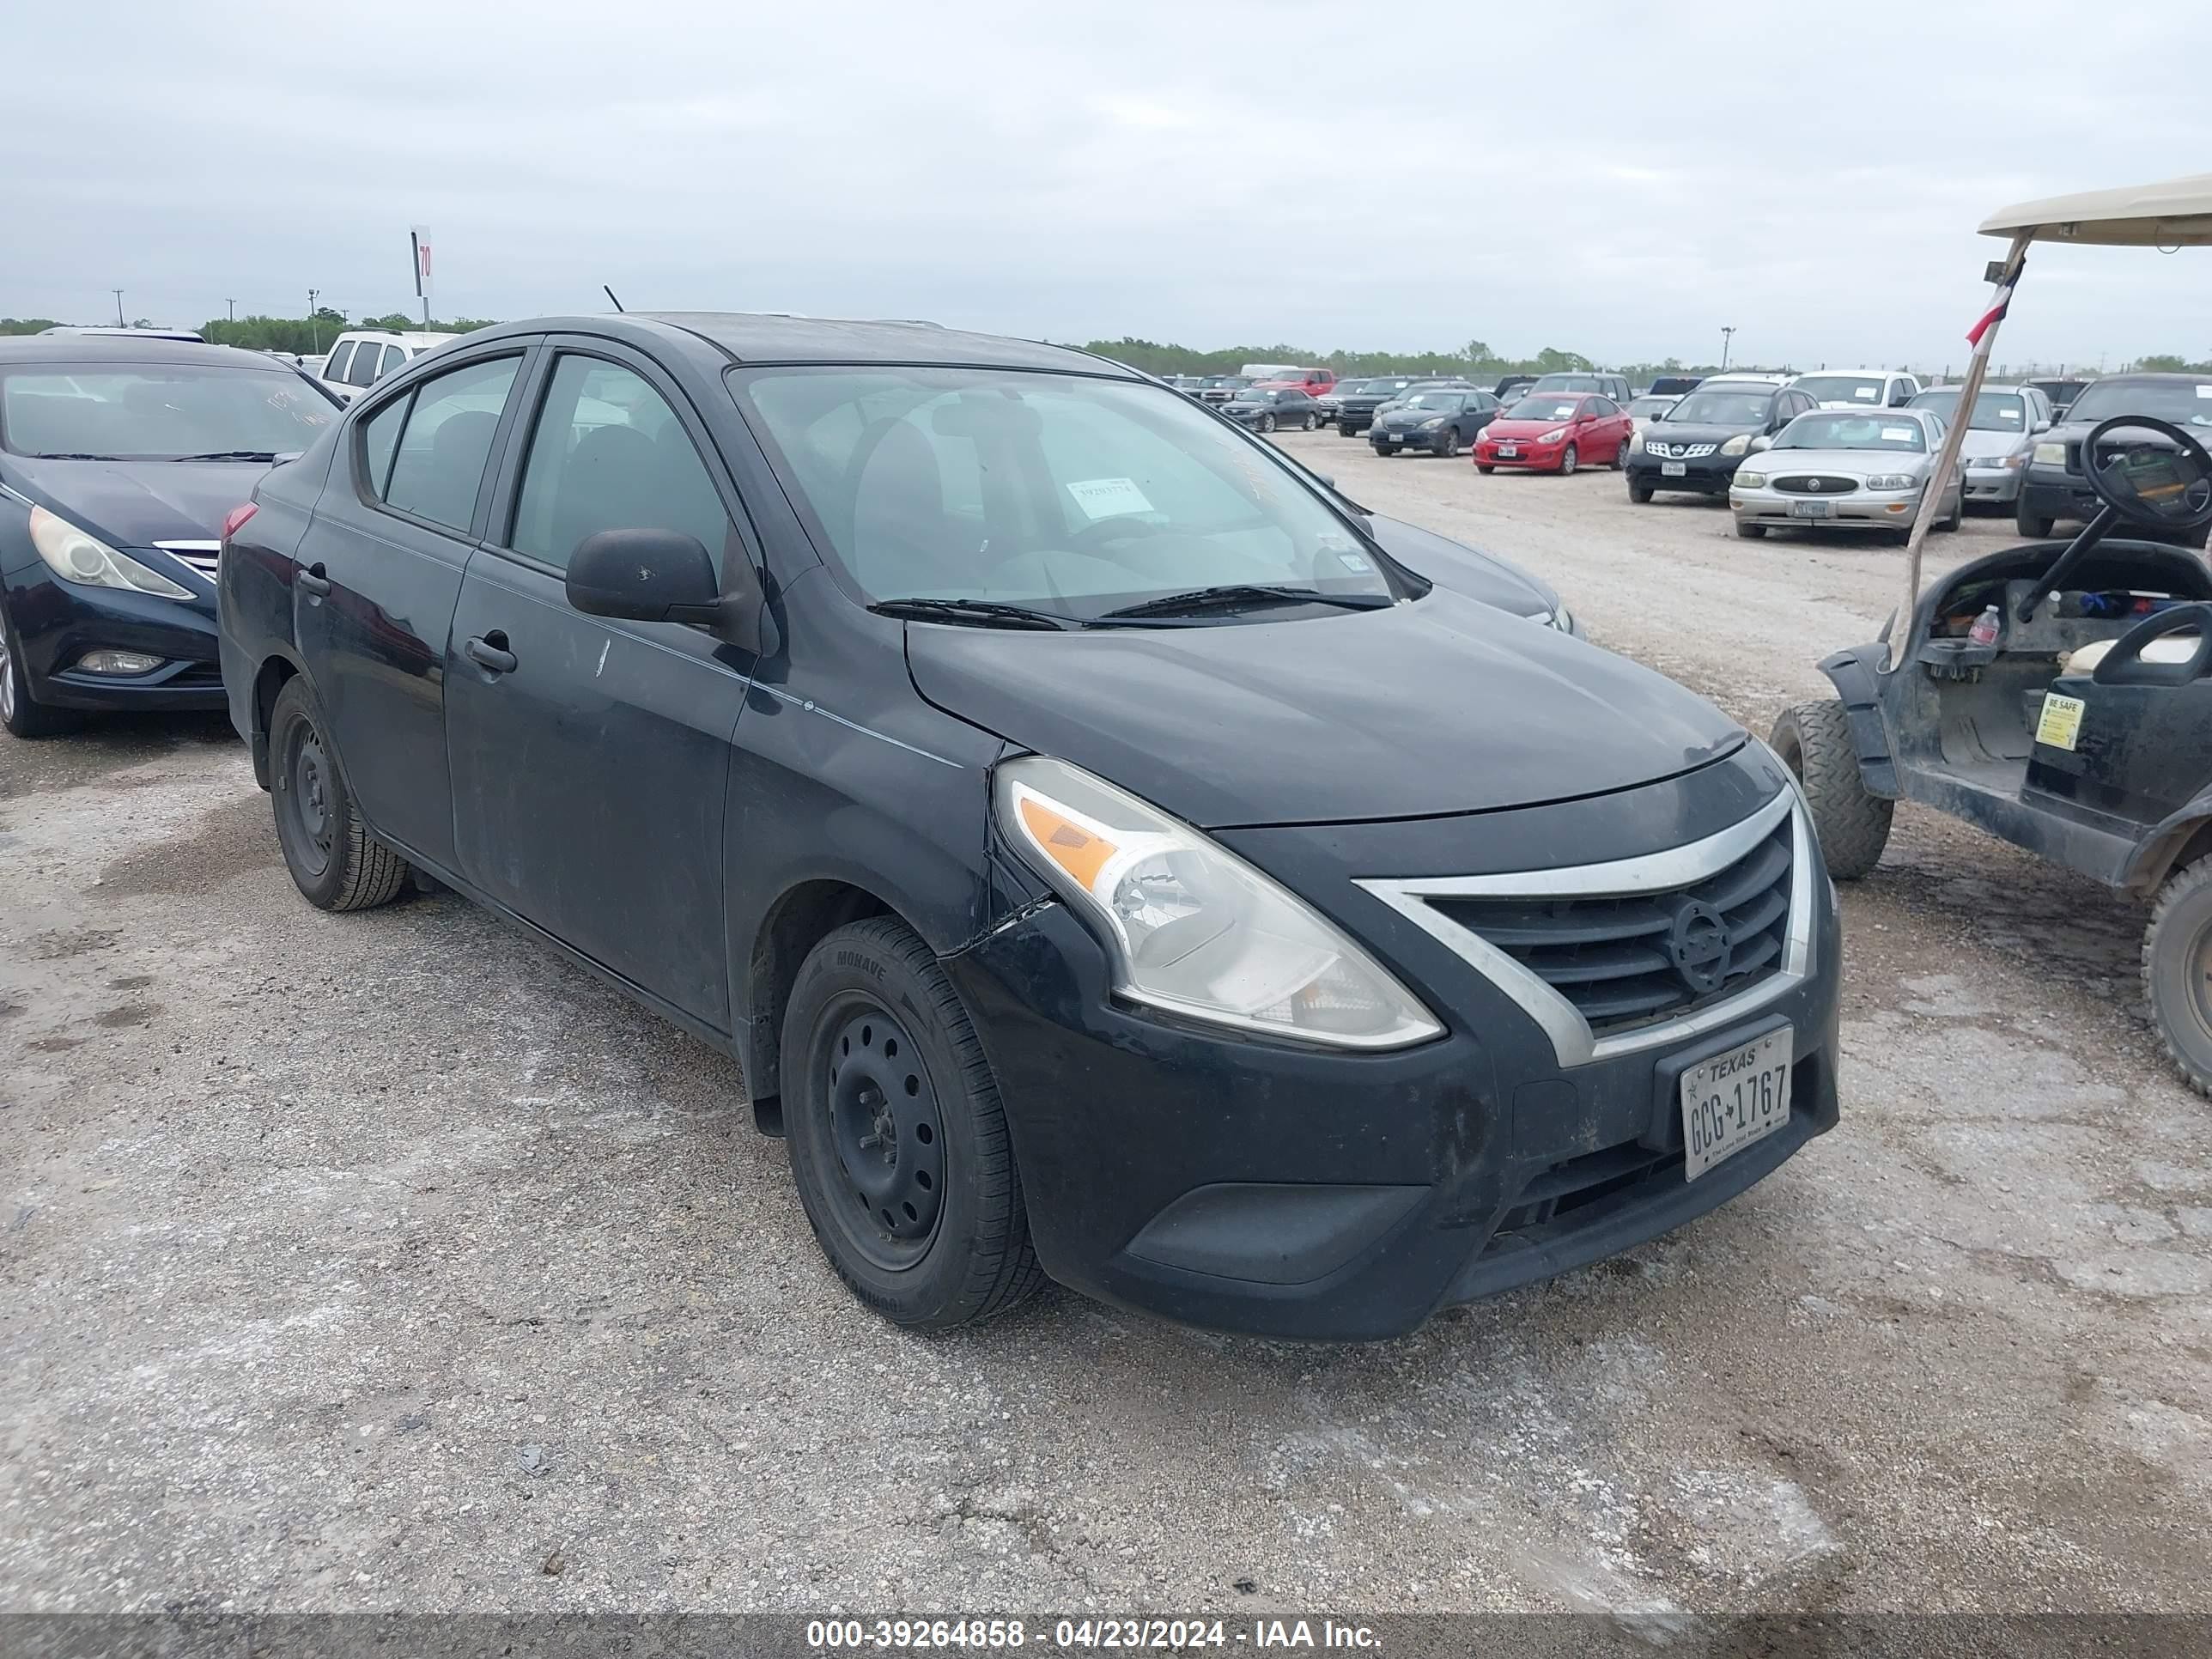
1771, 475, 1860, 495
153, 539, 221, 579
1355, 792, 1813, 1068
1644, 440, 1717, 459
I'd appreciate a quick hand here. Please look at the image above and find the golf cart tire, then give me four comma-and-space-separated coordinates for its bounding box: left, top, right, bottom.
2146, 859, 2212, 1096
1771, 699, 1893, 879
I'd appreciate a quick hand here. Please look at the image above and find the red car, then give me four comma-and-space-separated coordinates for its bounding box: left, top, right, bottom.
1473, 392, 1633, 474
1254, 368, 1336, 397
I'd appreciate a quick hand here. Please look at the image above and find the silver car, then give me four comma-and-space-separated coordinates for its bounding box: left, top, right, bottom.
1905, 383, 2055, 506
1729, 406, 1963, 544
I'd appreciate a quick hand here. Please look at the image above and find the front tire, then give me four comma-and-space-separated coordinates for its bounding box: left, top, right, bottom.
2016, 498, 2056, 538
268, 676, 410, 911
1559, 443, 1579, 476
1476, 463, 1495, 474
1439, 431, 1460, 459
0, 611, 82, 738
1736, 520, 1768, 538
1259, 413, 1276, 434
1770, 700, 1893, 879
782, 917, 1046, 1329
1628, 478, 1654, 503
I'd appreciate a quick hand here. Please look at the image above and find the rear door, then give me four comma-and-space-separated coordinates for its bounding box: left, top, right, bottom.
295, 342, 535, 869
443, 335, 755, 1025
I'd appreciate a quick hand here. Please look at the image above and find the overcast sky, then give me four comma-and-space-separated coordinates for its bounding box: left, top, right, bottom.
13, 3, 2212, 370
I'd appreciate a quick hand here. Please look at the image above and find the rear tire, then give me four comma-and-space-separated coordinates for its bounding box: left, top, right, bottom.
0, 611, 82, 738
781, 917, 1047, 1329
2146, 860, 2212, 1096
1629, 479, 1654, 503
1302, 411, 1318, 431
1610, 439, 1627, 470
2016, 498, 2056, 538
1770, 700, 1893, 879
268, 676, 410, 912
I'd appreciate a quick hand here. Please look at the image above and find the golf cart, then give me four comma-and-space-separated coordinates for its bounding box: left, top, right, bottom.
1771, 173, 2212, 1091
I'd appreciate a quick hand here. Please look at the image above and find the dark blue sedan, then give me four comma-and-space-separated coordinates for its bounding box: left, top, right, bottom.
0, 337, 341, 737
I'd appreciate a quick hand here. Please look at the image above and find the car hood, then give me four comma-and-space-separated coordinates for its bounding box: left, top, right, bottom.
905, 586, 1740, 829
1377, 406, 1454, 424
1638, 421, 1758, 445
1361, 512, 1556, 617
1757, 447, 1929, 477
5, 454, 273, 548
1485, 416, 1574, 438
1958, 428, 2031, 462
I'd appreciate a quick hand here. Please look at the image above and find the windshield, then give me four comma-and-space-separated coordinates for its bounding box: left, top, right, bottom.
1330, 380, 1370, 395
736, 366, 1398, 617
1230, 388, 1275, 403
1909, 389, 2027, 432
1401, 392, 1462, 410
1775, 412, 1927, 452
1626, 397, 1676, 418
2063, 379, 2212, 428
1793, 374, 1888, 405
1506, 398, 1582, 422
1666, 388, 1771, 426
0, 364, 337, 459
1529, 374, 1605, 393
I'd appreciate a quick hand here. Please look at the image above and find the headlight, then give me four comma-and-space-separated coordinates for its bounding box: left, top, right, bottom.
2033, 441, 2067, 466
997, 756, 1443, 1050
1547, 602, 1577, 634
2002, 452, 2027, 469
27, 506, 193, 600
1419, 417, 1444, 430
1539, 428, 1566, 444
1627, 430, 1645, 452
1864, 473, 1917, 490
1720, 434, 1752, 457
1735, 471, 1767, 489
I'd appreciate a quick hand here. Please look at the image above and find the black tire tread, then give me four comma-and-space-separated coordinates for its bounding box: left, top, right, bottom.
788, 916, 1046, 1328
0, 612, 82, 738
1772, 699, 1892, 879
2144, 860, 2212, 1097
270, 678, 409, 913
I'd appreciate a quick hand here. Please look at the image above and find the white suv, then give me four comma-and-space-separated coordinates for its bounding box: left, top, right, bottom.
318, 330, 459, 402
1786, 368, 1921, 410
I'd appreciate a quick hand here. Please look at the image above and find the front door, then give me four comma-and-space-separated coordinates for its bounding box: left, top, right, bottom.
295, 346, 532, 868
443, 341, 756, 1026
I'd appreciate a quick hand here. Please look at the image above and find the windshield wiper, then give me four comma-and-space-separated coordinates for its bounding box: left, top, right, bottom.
1099, 584, 1395, 621
28, 452, 125, 460
168, 450, 294, 463
868, 598, 1074, 630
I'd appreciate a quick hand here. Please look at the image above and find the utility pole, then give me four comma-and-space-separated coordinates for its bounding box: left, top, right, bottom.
307, 289, 322, 353
112, 289, 125, 327
1720, 326, 1736, 372
224, 298, 238, 321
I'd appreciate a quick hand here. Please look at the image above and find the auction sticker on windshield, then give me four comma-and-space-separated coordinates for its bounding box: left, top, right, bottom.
1680, 1027, 1793, 1180
1066, 477, 1154, 520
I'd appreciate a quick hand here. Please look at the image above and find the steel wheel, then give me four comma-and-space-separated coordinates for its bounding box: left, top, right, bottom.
816, 996, 948, 1271
280, 717, 336, 878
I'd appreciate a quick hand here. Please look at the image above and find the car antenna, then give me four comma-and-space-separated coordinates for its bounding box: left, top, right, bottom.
603, 285, 624, 313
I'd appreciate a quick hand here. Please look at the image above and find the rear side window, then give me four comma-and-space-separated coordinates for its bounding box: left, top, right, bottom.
361, 394, 408, 496
377, 356, 520, 533
324, 342, 356, 382
508, 356, 731, 573
343, 343, 385, 388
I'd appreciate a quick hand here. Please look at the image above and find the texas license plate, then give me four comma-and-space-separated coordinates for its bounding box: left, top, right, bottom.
1790, 500, 1832, 519
1662, 461, 1686, 477
1498, 444, 1519, 458
1680, 1027, 1794, 1181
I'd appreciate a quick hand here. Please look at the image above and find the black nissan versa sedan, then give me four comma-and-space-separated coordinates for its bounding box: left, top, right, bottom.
217, 313, 1842, 1340
0, 337, 341, 736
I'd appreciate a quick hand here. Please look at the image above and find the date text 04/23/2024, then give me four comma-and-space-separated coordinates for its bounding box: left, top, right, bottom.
805, 1620, 1382, 1650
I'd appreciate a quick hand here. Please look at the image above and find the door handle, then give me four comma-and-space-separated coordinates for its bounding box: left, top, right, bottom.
297, 563, 331, 598
465, 633, 518, 675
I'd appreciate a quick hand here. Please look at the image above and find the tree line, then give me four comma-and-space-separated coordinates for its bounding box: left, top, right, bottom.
1073, 337, 1770, 383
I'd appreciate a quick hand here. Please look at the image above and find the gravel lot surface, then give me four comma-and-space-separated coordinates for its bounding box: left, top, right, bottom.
3, 440, 2209, 1622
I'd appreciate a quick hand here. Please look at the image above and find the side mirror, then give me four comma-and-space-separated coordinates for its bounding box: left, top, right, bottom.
1749, 434, 1772, 453
567, 527, 738, 630
2033, 418, 2051, 434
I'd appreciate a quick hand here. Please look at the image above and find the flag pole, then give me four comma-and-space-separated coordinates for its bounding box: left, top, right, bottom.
1888, 230, 2031, 671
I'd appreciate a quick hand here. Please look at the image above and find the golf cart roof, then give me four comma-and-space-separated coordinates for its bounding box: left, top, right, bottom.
1980, 173, 2212, 247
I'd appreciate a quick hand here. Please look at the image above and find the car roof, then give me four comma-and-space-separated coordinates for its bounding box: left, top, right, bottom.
335, 328, 458, 347
1698, 374, 1788, 387
0, 336, 300, 371
625, 311, 1134, 376
1792, 368, 1906, 377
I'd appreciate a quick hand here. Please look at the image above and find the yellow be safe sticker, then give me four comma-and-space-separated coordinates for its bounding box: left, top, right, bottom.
2037, 692, 2086, 751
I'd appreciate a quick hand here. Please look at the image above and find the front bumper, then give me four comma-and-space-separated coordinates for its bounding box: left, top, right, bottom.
1626, 453, 1741, 495
1338, 410, 1378, 434
2023, 469, 2098, 525
1372, 426, 1447, 451
2, 560, 224, 711
1729, 486, 1921, 532
944, 780, 1844, 1340
1962, 462, 2024, 504
1475, 439, 1569, 471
